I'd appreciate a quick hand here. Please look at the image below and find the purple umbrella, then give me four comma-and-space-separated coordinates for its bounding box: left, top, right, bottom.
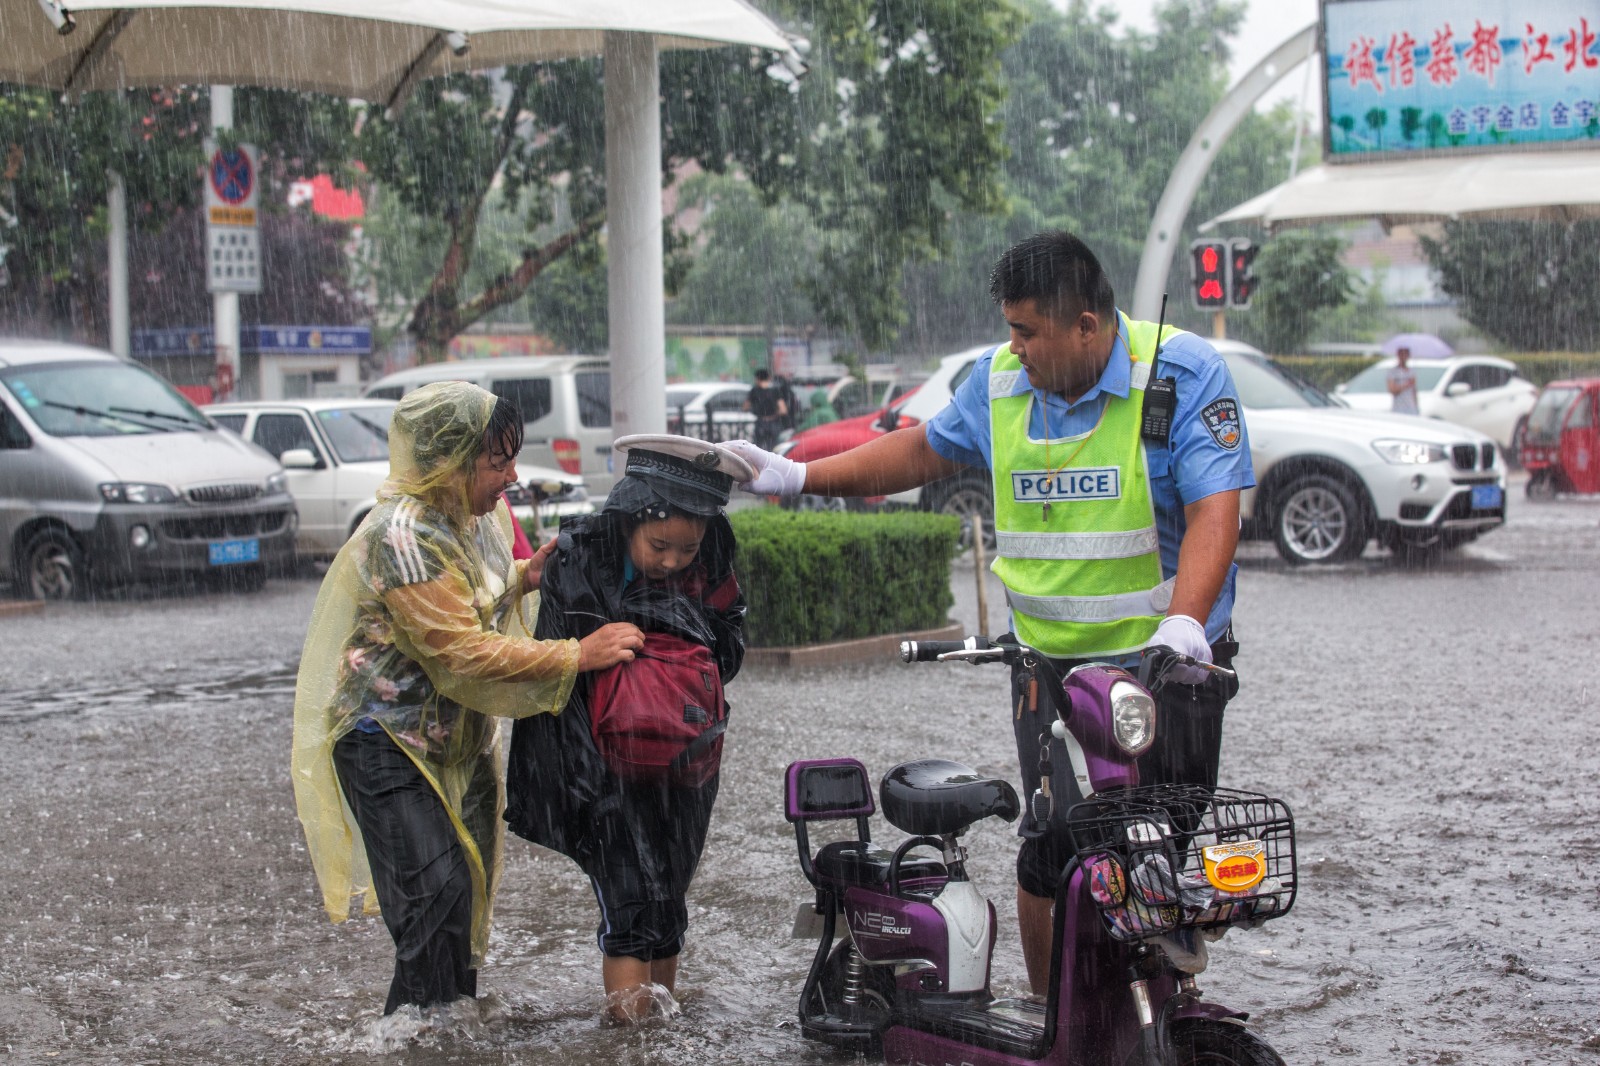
1382, 332, 1454, 358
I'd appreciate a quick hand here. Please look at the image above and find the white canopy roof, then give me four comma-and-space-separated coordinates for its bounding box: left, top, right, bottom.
0, 0, 793, 101
1203, 149, 1600, 232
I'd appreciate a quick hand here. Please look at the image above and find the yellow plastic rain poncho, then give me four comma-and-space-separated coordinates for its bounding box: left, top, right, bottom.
291, 380, 580, 963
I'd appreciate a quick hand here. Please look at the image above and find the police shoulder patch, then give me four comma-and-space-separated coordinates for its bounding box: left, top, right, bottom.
1200, 398, 1243, 451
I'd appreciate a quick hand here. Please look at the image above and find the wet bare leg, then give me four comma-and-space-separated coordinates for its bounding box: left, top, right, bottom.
1018, 884, 1054, 997
649, 955, 678, 997
603, 955, 677, 1023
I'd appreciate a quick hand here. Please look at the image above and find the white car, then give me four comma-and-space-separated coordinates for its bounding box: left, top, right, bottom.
664, 381, 754, 442
204, 398, 593, 557
1333, 355, 1538, 454
1218, 341, 1505, 564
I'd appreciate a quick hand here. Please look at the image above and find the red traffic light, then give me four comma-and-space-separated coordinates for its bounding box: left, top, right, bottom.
1189, 240, 1228, 310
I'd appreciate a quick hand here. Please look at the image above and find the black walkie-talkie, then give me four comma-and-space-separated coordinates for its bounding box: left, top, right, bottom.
1141, 292, 1176, 444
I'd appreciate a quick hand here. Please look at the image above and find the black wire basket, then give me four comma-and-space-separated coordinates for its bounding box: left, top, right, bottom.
1067, 784, 1297, 942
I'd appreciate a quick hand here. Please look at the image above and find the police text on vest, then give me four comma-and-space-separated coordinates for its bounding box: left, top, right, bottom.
1011, 467, 1121, 502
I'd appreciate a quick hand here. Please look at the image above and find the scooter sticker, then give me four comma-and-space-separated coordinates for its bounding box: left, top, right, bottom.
1202, 840, 1267, 891
851, 910, 913, 938
1083, 853, 1127, 907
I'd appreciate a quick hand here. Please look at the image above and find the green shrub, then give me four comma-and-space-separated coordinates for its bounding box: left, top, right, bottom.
1496, 352, 1600, 388
1273, 354, 1378, 393
729, 508, 961, 647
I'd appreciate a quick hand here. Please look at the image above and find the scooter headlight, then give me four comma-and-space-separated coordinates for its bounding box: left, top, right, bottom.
1109, 680, 1155, 756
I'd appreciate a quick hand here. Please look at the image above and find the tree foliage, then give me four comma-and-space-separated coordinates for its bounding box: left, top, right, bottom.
0, 85, 359, 340
1237, 230, 1354, 355
893, 0, 1309, 354
667, 171, 818, 331
1419, 220, 1600, 351
358, 0, 1018, 359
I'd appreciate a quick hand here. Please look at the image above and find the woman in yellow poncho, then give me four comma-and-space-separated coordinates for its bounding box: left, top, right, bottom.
291, 380, 643, 1016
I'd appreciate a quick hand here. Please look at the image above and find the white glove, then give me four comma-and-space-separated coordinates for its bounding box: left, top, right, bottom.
1148, 614, 1212, 686
723, 439, 808, 497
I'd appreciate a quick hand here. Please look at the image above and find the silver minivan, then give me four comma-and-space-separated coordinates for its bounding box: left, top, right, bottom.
363, 355, 615, 498
0, 340, 297, 599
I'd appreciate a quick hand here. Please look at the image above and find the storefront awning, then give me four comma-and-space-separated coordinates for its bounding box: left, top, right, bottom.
1202, 149, 1600, 232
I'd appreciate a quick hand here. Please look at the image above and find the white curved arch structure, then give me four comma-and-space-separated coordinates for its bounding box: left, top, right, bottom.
1131, 22, 1320, 321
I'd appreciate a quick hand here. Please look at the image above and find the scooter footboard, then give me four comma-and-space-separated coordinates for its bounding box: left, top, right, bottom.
1067, 785, 1296, 942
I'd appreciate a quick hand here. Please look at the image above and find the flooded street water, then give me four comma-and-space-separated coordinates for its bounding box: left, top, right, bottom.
3, 485, 1598, 1065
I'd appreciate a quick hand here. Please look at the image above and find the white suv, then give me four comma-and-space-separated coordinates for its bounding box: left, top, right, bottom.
1219, 341, 1505, 564
1333, 354, 1537, 454
363, 356, 614, 498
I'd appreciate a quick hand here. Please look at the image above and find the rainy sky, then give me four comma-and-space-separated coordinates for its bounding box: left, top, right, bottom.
1105, 0, 1322, 101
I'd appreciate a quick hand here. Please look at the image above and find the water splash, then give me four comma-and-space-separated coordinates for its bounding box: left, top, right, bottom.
602, 983, 680, 1026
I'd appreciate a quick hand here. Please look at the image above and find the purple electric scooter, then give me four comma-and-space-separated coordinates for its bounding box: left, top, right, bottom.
784, 636, 1297, 1066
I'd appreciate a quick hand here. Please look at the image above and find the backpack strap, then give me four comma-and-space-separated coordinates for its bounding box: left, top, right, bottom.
669, 713, 729, 774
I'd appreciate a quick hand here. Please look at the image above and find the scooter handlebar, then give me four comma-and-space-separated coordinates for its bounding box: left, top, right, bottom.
1138, 644, 1237, 686
899, 636, 996, 663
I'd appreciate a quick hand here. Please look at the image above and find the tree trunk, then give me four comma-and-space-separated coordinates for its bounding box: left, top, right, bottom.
406, 212, 605, 362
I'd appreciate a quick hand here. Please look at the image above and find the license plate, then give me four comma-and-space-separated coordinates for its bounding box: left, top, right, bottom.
1471, 484, 1503, 510
208, 538, 260, 566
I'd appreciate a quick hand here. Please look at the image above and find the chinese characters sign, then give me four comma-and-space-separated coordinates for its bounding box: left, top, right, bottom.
1323, 0, 1600, 158
202, 140, 262, 293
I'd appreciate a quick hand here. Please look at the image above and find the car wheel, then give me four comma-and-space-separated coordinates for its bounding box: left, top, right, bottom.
1525, 471, 1558, 500
16, 528, 89, 601
1273, 474, 1367, 565
926, 474, 996, 551
1508, 417, 1528, 468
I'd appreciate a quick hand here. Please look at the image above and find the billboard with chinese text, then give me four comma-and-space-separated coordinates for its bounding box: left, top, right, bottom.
1322, 0, 1600, 159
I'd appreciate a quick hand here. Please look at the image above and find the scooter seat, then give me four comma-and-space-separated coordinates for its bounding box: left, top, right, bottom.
880, 758, 1021, 836
813, 840, 945, 889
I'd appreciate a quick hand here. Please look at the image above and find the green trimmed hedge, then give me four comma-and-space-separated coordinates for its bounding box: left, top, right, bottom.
1273, 355, 1377, 393
1275, 352, 1600, 393
729, 508, 961, 647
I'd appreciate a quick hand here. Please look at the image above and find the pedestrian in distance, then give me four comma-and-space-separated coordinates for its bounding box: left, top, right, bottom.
291, 380, 643, 1020
799, 386, 839, 430
1388, 344, 1420, 414
726, 229, 1254, 996
744, 367, 789, 450
504, 437, 747, 1024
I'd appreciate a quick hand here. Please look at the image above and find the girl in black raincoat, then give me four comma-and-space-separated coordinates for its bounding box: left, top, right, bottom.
504, 440, 746, 1022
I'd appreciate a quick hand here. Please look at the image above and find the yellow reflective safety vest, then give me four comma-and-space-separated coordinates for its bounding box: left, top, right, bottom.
989, 314, 1184, 659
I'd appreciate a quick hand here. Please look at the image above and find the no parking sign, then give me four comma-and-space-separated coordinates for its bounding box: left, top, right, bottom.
203, 141, 261, 294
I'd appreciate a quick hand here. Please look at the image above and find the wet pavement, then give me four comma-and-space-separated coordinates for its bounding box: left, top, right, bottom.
2, 482, 1598, 1065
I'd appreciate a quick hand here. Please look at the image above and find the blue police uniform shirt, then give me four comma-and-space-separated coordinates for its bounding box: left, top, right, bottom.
925, 313, 1256, 648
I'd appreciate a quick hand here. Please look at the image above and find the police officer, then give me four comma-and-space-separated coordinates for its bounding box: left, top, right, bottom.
726, 231, 1254, 995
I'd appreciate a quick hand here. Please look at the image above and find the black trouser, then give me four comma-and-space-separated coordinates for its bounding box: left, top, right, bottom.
1012, 639, 1238, 898
753, 417, 782, 450
333, 729, 492, 1014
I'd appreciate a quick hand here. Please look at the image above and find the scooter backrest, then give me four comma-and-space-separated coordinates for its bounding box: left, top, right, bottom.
880, 758, 1021, 836
785, 758, 876, 888
785, 758, 875, 823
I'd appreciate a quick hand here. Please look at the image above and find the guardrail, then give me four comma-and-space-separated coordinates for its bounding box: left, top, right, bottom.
667, 407, 760, 444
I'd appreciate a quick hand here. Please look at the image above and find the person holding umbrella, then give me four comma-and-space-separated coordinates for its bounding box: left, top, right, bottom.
1388, 345, 1419, 414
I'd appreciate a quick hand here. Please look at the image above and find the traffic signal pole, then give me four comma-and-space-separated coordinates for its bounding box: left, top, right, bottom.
1213, 311, 1226, 341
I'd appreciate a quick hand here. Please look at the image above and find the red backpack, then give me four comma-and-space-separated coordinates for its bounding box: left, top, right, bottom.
589, 631, 728, 788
